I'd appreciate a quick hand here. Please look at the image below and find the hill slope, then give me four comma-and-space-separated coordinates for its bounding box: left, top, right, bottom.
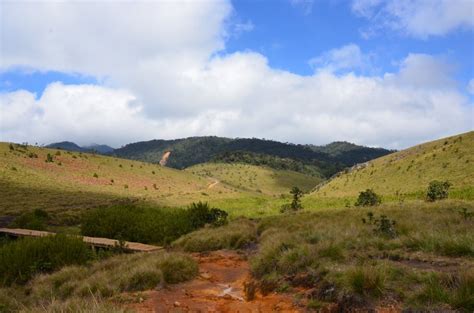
0, 143, 246, 219
112, 136, 392, 177
187, 163, 322, 196
309, 131, 474, 200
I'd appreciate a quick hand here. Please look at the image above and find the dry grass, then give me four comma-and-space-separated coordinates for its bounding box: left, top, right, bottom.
308, 131, 474, 201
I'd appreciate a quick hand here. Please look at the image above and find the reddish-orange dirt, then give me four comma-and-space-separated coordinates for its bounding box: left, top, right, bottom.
128, 250, 302, 312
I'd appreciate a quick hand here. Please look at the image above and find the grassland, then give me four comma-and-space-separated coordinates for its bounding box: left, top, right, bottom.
0, 143, 268, 220
187, 162, 322, 195
174, 200, 474, 311
307, 131, 474, 206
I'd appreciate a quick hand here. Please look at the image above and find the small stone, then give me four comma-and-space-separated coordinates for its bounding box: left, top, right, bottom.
174, 301, 181, 307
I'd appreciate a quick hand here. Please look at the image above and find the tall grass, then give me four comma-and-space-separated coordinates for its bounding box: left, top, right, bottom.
0, 235, 92, 286
29, 252, 197, 304
172, 218, 257, 252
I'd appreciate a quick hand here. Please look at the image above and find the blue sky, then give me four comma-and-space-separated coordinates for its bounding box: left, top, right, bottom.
1, 0, 473, 148
3, 0, 473, 97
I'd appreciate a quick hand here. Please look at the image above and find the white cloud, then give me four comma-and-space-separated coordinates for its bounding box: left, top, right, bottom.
468, 79, 474, 95
309, 44, 373, 74
289, 0, 314, 15
352, 0, 474, 38
0, 1, 472, 149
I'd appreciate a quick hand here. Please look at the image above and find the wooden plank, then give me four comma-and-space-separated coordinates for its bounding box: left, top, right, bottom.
0, 228, 162, 252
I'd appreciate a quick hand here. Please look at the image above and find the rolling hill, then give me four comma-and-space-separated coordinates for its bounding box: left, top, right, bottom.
308, 131, 474, 201
187, 163, 322, 196
0, 143, 245, 220
112, 136, 392, 177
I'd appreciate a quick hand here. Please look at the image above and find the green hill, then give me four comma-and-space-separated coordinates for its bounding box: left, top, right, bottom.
112, 136, 392, 177
187, 163, 322, 196
0, 143, 249, 221
308, 131, 474, 202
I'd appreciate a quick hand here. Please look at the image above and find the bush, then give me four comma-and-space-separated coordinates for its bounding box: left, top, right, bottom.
81, 203, 228, 245
10, 209, 49, 230
0, 235, 92, 286
355, 189, 381, 206
426, 180, 451, 202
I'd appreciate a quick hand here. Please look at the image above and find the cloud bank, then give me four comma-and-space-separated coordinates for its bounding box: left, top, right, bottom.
1, 0, 472, 149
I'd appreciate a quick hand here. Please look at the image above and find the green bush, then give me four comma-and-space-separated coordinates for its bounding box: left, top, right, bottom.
426, 180, 451, 202
355, 189, 381, 206
10, 209, 49, 230
81, 203, 228, 245
0, 235, 92, 286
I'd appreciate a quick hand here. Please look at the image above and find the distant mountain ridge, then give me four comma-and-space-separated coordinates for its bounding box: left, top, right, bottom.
112, 136, 393, 178
46, 141, 114, 154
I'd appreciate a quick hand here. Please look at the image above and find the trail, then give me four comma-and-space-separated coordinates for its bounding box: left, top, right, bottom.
128, 250, 301, 312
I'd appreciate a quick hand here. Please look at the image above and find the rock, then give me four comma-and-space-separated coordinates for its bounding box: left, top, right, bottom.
173, 301, 181, 307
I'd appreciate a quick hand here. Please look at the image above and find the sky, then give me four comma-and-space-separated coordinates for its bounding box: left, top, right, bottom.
1, 0, 473, 149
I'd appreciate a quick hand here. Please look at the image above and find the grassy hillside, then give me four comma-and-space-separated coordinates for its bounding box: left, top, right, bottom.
308, 131, 474, 202
0, 143, 253, 220
187, 163, 322, 196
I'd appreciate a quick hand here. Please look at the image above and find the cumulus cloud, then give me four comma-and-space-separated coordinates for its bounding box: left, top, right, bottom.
0, 1, 472, 149
352, 0, 474, 38
289, 0, 315, 15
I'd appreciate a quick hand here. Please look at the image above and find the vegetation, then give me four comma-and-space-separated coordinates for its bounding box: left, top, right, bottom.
176, 200, 473, 311
0, 251, 197, 312
309, 131, 474, 203
187, 162, 321, 196
355, 189, 381, 206
0, 235, 92, 286
426, 180, 451, 202
213, 150, 325, 177
112, 136, 391, 177
81, 202, 228, 245
9, 209, 50, 230
0, 142, 253, 221
173, 218, 257, 252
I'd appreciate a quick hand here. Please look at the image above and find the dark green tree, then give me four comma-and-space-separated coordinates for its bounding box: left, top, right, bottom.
355, 189, 381, 206
426, 180, 451, 202
290, 186, 304, 211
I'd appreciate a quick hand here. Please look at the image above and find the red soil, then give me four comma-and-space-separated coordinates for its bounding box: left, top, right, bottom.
128, 250, 302, 312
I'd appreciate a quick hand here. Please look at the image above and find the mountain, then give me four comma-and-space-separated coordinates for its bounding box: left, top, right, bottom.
83, 144, 115, 154
112, 136, 393, 178
307, 141, 395, 165
46, 141, 86, 152
46, 142, 114, 154
308, 131, 474, 200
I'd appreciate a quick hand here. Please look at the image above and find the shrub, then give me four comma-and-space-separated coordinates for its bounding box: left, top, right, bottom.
0, 235, 92, 286
10, 209, 49, 230
93, 173, 99, 178
355, 189, 381, 206
45, 153, 54, 163
81, 204, 228, 245
426, 180, 451, 201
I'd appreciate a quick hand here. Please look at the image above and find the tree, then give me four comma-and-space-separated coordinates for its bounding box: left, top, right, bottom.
290, 186, 304, 211
355, 189, 381, 207
426, 180, 451, 202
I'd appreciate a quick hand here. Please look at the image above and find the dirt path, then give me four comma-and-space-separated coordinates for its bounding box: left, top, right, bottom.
207, 179, 219, 189
128, 250, 301, 312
